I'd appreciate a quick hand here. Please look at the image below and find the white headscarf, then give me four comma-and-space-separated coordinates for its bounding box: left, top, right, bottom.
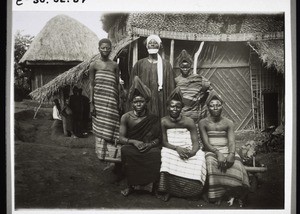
146, 35, 163, 91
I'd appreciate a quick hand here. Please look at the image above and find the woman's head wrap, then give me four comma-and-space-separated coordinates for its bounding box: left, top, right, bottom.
167, 87, 184, 105
176, 49, 193, 66
128, 76, 152, 102
206, 90, 224, 106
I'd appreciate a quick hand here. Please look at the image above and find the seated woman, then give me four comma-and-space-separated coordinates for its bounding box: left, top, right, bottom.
157, 87, 207, 202
119, 76, 161, 197
198, 91, 250, 206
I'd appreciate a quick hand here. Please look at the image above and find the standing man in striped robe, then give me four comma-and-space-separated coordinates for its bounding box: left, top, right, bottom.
89, 38, 121, 161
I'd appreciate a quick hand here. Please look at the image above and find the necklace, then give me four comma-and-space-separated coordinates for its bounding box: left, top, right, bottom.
133, 110, 146, 117
169, 114, 182, 123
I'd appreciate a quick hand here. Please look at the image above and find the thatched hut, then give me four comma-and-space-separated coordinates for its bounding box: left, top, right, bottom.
19, 14, 99, 92
30, 13, 284, 131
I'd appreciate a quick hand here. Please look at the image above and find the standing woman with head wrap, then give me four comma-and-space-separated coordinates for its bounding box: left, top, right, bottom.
129, 35, 175, 118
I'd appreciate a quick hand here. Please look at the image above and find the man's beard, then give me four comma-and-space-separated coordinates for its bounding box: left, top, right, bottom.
210, 109, 222, 117
147, 49, 159, 54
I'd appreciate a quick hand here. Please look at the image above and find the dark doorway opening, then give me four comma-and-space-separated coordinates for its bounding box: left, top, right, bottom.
263, 92, 278, 128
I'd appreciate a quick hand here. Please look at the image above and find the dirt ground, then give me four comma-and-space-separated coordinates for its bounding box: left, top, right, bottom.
13, 100, 284, 210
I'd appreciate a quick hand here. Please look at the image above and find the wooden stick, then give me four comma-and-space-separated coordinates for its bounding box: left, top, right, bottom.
193, 42, 204, 74
33, 101, 43, 119
245, 166, 267, 173
169, 39, 175, 67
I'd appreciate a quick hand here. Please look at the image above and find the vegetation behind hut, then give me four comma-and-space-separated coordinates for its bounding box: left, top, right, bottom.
14, 31, 34, 101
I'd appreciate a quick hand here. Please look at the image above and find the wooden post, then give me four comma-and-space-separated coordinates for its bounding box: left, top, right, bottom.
40, 73, 43, 86
170, 39, 175, 67
35, 75, 38, 90
132, 40, 138, 67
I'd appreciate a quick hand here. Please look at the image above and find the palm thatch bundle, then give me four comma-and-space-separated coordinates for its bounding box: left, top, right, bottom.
19, 15, 99, 63
107, 13, 284, 35
249, 40, 284, 73
29, 54, 100, 101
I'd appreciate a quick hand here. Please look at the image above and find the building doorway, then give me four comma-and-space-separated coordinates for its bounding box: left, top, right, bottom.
263, 92, 279, 128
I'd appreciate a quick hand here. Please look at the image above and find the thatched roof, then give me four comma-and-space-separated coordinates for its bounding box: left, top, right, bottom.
126, 13, 284, 35
102, 13, 283, 35
103, 13, 284, 73
249, 40, 284, 73
29, 54, 100, 101
19, 15, 99, 64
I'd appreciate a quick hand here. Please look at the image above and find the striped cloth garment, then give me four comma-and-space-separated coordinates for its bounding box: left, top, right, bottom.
205, 131, 250, 201
92, 68, 120, 142
160, 128, 207, 184
176, 74, 210, 123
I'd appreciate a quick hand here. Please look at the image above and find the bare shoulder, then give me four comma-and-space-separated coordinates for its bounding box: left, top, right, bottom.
183, 116, 194, 125
110, 59, 118, 67
121, 111, 131, 120
199, 117, 208, 126
182, 116, 196, 130
222, 117, 234, 127
161, 116, 169, 126
89, 60, 96, 70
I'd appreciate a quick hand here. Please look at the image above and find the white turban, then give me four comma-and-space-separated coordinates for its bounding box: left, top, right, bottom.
146, 35, 163, 91
146, 35, 162, 46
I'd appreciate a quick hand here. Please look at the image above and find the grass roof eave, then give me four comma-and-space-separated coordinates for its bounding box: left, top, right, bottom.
29, 54, 100, 102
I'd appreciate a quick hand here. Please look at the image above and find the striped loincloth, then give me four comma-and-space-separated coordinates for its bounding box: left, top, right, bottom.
160, 128, 206, 184
92, 69, 120, 142
206, 131, 250, 201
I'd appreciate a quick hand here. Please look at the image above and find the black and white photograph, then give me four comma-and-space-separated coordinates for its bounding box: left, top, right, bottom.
8, 0, 295, 213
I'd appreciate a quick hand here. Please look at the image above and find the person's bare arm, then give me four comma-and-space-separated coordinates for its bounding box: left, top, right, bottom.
88, 62, 95, 104
226, 119, 236, 166
119, 113, 145, 151
119, 114, 128, 145
161, 118, 177, 151
199, 118, 225, 164
88, 62, 96, 116
199, 119, 215, 152
187, 119, 200, 157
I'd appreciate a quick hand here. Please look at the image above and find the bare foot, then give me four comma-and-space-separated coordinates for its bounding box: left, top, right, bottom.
201, 193, 209, 203
227, 197, 234, 206
160, 193, 170, 202
215, 200, 221, 206
121, 187, 134, 197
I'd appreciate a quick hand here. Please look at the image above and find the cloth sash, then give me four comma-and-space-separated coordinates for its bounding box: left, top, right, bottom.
160, 128, 206, 184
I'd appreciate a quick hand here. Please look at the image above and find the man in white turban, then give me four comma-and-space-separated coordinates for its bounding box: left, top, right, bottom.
128, 35, 175, 118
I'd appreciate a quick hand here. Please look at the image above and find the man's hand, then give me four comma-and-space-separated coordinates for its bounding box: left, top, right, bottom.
176, 147, 190, 160
225, 153, 235, 169
216, 152, 226, 163
90, 103, 96, 117
216, 152, 227, 172
139, 143, 152, 153
132, 140, 145, 152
